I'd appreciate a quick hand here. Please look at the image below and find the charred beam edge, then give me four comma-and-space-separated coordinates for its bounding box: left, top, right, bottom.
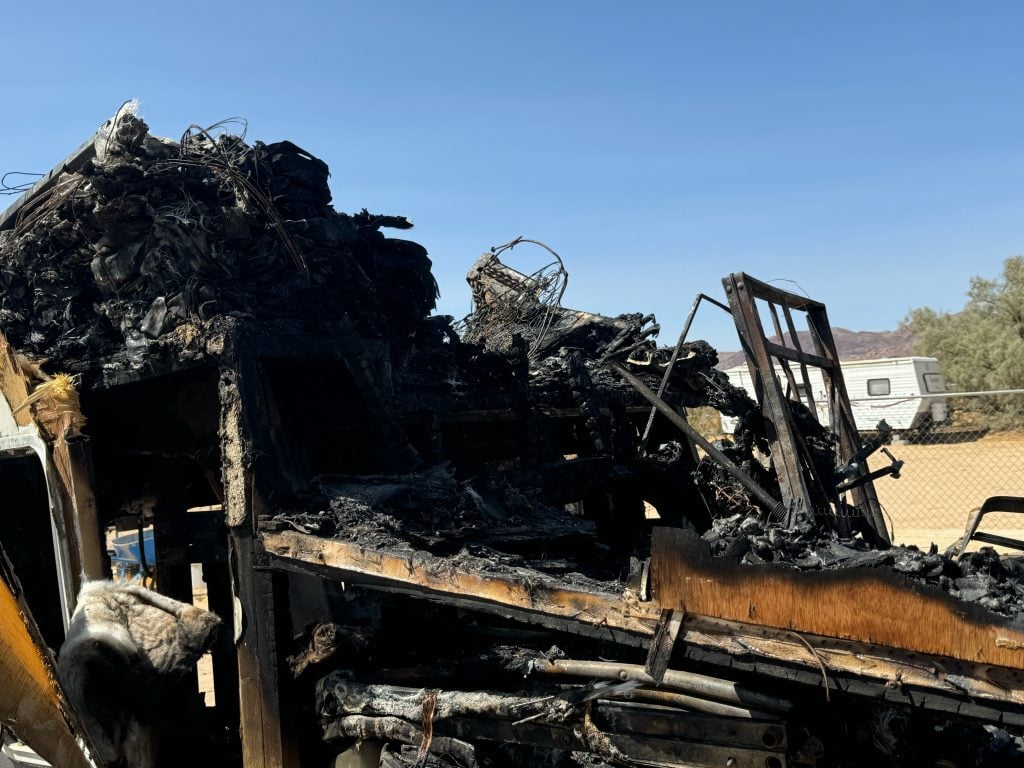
260, 530, 658, 641
276, 559, 651, 647
684, 612, 1024, 713
56, 439, 105, 585
0, 131, 99, 232
268, 551, 651, 647
219, 357, 301, 768
255, 531, 1024, 720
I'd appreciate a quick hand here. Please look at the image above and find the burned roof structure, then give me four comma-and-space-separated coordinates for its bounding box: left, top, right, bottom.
0, 105, 437, 377
1, 107, 1023, 768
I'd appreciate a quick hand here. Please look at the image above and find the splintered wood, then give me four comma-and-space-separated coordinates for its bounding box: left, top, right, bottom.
0, 332, 33, 429
652, 527, 1024, 671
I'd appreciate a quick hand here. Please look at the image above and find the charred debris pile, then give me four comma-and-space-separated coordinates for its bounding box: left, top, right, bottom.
2, 109, 1022, 619
5, 110, 1024, 768
0, 106, 436, 373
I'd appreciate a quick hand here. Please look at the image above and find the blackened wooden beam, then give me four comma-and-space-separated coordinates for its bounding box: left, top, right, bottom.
220, 359, 300, 768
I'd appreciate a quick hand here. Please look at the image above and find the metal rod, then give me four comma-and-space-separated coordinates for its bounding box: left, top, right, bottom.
608, 361, 782, 516
608, 688, 772, 720
533, 658, 792, 714
638, 293, 731, 456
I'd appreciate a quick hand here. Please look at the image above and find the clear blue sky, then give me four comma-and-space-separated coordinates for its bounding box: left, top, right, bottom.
3, 1, 1022, 350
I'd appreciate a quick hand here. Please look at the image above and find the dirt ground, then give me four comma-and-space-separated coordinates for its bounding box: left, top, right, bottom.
872, 431, 1024, 551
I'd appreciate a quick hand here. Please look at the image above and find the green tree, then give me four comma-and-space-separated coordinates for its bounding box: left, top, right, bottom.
902, 256, 1024, 429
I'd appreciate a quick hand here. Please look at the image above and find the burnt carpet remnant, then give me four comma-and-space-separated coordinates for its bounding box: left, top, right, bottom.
57, 581, 220, 768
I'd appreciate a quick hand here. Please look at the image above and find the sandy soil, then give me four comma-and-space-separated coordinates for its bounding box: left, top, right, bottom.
872, 431, 1024, 551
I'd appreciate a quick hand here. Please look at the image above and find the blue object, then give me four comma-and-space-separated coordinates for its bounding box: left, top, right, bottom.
111, 528, 156, 567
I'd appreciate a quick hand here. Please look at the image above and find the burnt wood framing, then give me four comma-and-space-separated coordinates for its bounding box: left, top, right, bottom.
219, 347, 299, 768
4, 106, 1022, 767
263, 528, 1024, 727
723, 272, 891, 545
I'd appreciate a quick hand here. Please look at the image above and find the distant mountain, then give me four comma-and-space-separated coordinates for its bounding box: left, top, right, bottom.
715, 328, 917, 370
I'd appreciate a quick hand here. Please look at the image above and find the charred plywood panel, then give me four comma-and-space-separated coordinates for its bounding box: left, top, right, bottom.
653, 527, 1024, 674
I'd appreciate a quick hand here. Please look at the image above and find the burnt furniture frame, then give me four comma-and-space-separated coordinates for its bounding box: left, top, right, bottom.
722, 272, 890, 546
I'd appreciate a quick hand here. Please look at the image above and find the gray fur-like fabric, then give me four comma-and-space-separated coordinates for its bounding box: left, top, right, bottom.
58, 581, 221, 768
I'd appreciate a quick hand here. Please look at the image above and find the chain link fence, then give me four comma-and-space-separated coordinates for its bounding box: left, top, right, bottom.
862, 390, 1024, 551
687, 391, 1024, 552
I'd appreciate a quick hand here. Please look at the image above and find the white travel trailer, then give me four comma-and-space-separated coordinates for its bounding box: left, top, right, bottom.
720, 356, 949, 434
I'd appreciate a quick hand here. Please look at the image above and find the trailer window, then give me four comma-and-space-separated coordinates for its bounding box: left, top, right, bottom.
0, 452, 64, 650
867, 378, 890, 396
923, 372, 945, 393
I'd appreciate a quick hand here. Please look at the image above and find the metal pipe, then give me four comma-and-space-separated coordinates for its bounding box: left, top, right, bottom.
533, 658, 792, 714
608, 687, 773, 719
608, 361, 783, 516
638, 293, 731, 455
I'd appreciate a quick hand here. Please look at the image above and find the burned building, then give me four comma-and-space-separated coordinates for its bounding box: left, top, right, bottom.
0, 106, 1023, 768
